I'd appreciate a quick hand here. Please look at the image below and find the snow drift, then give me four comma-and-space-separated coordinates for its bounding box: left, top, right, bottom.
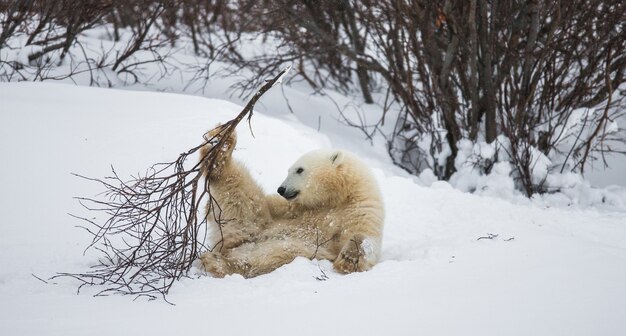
1, 82, 626, 335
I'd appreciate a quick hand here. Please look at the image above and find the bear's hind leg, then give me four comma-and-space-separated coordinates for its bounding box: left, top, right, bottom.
333, 233, 379, 274
200, 238, 331, 278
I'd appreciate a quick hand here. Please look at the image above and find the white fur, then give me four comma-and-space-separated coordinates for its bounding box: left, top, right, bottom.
199, 129, 384, 278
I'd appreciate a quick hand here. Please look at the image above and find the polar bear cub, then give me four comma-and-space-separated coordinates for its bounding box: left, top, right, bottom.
199, 128, 384, 278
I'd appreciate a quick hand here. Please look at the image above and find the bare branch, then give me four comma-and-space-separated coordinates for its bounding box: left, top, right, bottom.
53, 67, 291, 302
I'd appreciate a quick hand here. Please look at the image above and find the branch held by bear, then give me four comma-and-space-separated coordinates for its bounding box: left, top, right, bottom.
53, 66, 291, 303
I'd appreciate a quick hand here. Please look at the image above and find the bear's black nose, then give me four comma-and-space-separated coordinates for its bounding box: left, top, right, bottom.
277, 186, 286, 196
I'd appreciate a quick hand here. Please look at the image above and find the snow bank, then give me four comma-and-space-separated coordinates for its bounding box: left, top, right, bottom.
1, 83, 626, 336
443, 135, 626, 211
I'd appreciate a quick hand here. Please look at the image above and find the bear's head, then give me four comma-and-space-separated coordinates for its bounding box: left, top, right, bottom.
277, 149, 347, 208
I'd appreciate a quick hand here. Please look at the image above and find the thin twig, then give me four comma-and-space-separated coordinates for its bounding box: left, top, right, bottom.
54, 67, 291, 302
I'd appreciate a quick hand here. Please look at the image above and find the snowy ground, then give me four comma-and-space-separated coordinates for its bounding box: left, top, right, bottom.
1, 82, 626, 335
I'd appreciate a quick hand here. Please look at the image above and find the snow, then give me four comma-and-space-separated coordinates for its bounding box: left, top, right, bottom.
1, 82, 626, 335
360, 238, 377, 261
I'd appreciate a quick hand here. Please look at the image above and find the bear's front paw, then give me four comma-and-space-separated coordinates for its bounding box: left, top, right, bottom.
199, 251, 230, 278
333, 236, 371, 274
200, 125, 237, 180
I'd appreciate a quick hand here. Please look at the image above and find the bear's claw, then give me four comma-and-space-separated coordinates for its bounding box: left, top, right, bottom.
199, 251, 230, 278
333, 237, 367, 274
200, 125, 237, 180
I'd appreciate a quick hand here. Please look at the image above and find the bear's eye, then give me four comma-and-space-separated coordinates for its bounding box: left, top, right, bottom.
296, 167, 304, 174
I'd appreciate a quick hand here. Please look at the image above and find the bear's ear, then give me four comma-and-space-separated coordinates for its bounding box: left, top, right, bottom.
330, 151, 344, 166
